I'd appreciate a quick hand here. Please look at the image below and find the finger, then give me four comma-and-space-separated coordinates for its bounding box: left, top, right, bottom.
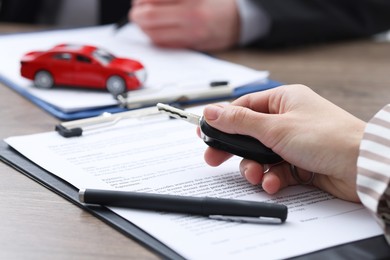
262, 164, 315, 194
198, 126, 234, 167
134, 22, 215, 51
238, 159, 290, 193
133, 0, 180, 6
239, 159, 310, 194
231, 86, 286, 114
204, 147, 233, 166
131, 3, 185, 28
199, 125, 236, 167
139, 27, 193, 48
196, 126, 201, 138
232, 84, 313, 115
261, 163, 294, 194
239, 159, 290, 192
202, 103, 277, 148
239, 159, 264, 185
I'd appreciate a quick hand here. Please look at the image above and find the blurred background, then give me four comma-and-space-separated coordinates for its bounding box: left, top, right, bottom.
0, 0, 130, 29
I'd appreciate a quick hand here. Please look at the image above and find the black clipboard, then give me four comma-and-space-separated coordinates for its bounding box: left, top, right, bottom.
1, 140, 389, 259
0, 141, 184, 259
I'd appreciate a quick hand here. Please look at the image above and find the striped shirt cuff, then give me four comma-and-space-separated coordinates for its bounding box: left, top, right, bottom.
357, 104, 390, 243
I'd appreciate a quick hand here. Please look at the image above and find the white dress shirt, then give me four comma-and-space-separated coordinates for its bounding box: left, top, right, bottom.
236, 0, 271, 45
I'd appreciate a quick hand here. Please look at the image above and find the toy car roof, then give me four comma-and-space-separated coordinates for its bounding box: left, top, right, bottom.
51, 43, 98, 55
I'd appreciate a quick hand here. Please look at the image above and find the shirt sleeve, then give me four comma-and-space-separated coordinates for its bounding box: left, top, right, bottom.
357, 104, 390, 244
236, 0, 270, 46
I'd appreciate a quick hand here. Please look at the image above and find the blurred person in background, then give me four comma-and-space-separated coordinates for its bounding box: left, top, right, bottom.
130, 0, 390, 51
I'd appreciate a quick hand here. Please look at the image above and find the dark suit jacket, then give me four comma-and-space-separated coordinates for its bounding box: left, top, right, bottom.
0, 0, 130, 25
254, 0, 390, 48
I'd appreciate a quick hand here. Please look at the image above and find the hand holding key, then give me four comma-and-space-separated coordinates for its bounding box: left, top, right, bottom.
157, 103, 283, 164
197, 85, 365, 202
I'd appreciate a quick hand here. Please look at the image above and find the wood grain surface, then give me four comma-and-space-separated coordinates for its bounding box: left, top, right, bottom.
1, 24, 389, 259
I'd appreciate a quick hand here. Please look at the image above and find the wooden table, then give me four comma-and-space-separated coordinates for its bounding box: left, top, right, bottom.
1, 25, 390, 259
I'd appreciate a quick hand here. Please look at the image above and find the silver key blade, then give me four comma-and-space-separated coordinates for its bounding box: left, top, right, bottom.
156, 103, 200, 125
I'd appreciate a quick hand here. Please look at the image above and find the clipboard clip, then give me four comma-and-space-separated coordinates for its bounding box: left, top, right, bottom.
208, 215, 283, 224
56, 81, 233, 138
55, 106, 162, 137
117, 81, 233, 109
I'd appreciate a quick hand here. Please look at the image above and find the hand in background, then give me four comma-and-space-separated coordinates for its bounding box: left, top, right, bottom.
130, 0, 240, 51
201, 85, 366, 202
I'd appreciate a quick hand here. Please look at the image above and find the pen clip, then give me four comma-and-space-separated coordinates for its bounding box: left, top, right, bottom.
209, 215, 284, 224
120, 84, 233, 109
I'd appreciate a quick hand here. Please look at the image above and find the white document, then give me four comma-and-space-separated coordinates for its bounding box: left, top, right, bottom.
0, 24, 268, 112
5, 109, 382, 259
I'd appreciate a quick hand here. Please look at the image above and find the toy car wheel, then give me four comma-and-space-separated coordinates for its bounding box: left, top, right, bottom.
34, 70, 54, 89
106, 76, 126, 96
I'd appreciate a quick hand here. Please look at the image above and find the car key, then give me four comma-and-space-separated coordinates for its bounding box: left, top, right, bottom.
156, 103, 283, 164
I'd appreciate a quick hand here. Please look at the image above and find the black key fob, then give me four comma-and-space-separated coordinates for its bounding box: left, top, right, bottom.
199, 118, 283, 164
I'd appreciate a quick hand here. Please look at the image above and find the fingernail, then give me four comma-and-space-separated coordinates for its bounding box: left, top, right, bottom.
240, 165, 247, 178
203, 104, 223, 121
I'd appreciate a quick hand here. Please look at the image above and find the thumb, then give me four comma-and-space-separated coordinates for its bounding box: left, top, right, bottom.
203, 104, 276, 147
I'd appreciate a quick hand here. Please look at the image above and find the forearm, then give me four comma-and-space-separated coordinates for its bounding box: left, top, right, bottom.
357, 104, 390, 244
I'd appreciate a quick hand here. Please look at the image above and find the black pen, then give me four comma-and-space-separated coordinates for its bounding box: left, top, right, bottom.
114, 16, 129, 32
79, 189, 288, 224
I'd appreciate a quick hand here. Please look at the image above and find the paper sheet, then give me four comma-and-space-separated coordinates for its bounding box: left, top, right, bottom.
5, 108, 383, 259
0, 24, 268, 112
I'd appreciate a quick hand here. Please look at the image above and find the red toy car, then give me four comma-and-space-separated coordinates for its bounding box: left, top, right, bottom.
20, 43, 146, 96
